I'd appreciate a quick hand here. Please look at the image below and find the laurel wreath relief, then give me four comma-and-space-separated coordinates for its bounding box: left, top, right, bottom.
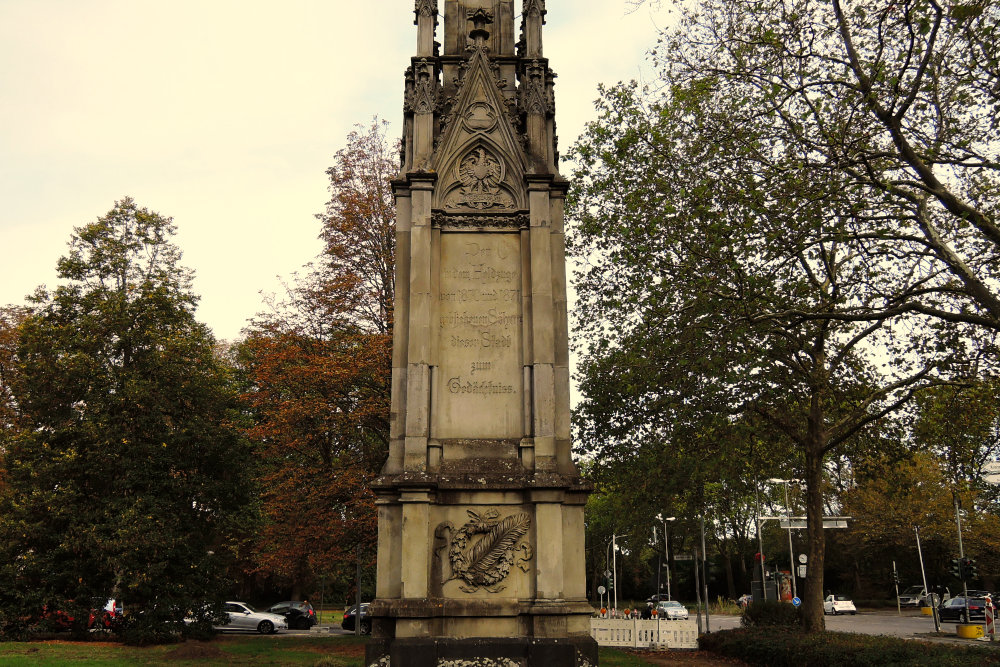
435, 509, 533, 593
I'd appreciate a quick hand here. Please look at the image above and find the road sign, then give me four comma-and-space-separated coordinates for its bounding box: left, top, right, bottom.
598, 585, 606, 595
674, 553, 694, 561
798, 554, 808, 564
604, 570, 611, 578
797, 565, 807, 578
792, 597, 801, 607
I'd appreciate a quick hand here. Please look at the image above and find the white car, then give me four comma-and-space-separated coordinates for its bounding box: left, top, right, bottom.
656, 600, 690, 620
897, 586, 927, 607
215, 601, 288, 634
823, 595, 857, 615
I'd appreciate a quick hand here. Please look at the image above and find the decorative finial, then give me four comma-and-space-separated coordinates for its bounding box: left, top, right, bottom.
467, 8, 494, 45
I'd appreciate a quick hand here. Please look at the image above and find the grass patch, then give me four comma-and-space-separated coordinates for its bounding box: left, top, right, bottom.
0, 637, 661, 666
701, 627, 1000, 666
598, 647, 659, 666
0, 635, 367, 666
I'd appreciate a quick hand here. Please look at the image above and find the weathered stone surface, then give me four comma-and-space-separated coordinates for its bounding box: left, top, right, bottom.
373, 1, 596, 664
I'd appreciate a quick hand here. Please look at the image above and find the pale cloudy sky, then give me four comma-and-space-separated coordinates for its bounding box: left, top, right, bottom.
0, 0, 671, 342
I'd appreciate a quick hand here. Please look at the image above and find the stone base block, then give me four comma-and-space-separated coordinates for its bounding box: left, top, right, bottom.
365, 636, 599, 667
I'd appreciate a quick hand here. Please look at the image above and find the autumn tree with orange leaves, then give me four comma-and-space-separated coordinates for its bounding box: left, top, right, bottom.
238, 119, 395, 600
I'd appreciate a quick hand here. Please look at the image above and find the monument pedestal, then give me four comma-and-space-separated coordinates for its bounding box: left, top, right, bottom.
370, 2, 594, 665
366, 636, 598, 667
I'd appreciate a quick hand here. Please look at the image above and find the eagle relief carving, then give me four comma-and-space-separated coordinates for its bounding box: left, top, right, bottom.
435, 509, 533, 593
451, 147, 512, 210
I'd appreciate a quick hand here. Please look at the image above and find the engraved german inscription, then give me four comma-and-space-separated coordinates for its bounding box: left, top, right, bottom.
435, 233, 522, 439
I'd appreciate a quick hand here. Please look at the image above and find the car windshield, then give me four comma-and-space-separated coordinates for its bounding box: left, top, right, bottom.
834, 596, 850, 601
901, 587, 923, 595
663, 601, 683, 608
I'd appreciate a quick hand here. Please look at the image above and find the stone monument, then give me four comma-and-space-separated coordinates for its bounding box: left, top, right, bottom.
367, 1, 597, 665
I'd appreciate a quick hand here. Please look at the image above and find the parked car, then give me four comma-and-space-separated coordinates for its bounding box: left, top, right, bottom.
939, 596, 988, 623
266, 600, 317, 629
898, 585, 927, 607
215, 601, 287, 634
655, 600, 689, 620
823, 595, 857, 615
89, 598, 124, 630
342, 603, 371, 634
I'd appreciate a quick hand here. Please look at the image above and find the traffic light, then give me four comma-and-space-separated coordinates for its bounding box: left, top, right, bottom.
965, 558, 978, 581
950, 558, 964, 580
606, 577, 614, 592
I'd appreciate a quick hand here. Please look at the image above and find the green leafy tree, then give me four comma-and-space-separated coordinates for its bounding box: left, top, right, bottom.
571, 0, 1000, 630
0, 306, 29, 454
0, 198, 257, 643
633, 0, 1000, 329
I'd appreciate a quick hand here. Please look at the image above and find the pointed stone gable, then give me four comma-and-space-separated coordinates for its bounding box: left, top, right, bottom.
434, 46, 527, 213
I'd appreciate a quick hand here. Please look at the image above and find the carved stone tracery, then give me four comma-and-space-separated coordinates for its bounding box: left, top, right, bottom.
405, 59, 439, 115
432, 212, 529, 230
520, 59, 553, 116
435, 509, 533, 594
523, 0, 546, 19
415, 0, 438, 18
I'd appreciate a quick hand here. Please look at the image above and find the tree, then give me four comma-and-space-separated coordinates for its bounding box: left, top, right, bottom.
238, 119, 395, 600
570, 0, 1000, 630
0, 198, 257, 643
639, 0, 1000, 330
0, 306, 29, 448
567, 53, 975, 632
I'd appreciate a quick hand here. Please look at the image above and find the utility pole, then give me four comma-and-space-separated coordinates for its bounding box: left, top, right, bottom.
694, 547, 702, 633
356, 543, 362, 636
955, 497, 970, 622
701, 515, 710, 633
915, 526, 940, 633
612, 533, 619, 613
654, 525, 661, 604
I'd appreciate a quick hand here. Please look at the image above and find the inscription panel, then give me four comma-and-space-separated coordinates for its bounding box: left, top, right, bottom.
436, 233, 523, 439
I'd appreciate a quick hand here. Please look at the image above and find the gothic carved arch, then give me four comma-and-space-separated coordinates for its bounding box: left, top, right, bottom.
435, 135, 526, 211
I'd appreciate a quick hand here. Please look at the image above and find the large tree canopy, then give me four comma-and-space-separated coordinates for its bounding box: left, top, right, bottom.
653, 0, 1000, 329
238, 120, 395, 600
569, 0, 998, 631
0, 198, 257, 643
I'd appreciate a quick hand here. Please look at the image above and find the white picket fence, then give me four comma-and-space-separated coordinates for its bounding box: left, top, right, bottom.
589, 618, 699, 650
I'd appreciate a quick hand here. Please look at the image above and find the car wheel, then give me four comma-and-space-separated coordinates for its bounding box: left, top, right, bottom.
361, 620, 371, 635
258, 620, 275, 634
850, 611, 856, 615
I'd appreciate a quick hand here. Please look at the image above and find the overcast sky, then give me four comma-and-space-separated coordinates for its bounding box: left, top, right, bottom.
0, 0, 671, 342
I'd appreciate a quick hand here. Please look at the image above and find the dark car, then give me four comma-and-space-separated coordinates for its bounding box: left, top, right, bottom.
267, 601, 317, 630
939, 596, 988, 623
342, 603, 370, 634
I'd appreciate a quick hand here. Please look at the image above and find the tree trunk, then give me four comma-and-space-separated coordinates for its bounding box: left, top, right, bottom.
803, 437, 827, 632
723, 550, 736, 600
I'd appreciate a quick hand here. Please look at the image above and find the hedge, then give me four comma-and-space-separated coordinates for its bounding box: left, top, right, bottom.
700, 628, 1000, 666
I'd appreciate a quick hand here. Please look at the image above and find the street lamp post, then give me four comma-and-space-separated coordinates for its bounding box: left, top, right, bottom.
768, 478, 801, 600
608, 533, 629, 613
655, 514, 676, 601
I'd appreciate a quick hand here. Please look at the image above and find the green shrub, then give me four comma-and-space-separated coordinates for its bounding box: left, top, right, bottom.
740, 600, 802, 627
701, 627, 1000, 666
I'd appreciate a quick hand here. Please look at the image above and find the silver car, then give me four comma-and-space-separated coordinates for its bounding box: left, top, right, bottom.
656, 600, 690, 620
216, 601, 288, 634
